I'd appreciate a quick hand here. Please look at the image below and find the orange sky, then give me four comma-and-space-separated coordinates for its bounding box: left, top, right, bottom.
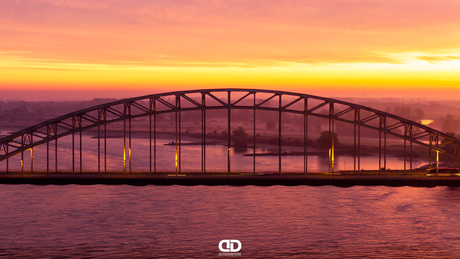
1, 0, 459, 100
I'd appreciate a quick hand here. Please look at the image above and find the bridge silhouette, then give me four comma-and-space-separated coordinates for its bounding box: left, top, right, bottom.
1, 89, 460, 186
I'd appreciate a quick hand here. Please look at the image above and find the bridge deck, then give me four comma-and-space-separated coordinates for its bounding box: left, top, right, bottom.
1, 172, 460, 187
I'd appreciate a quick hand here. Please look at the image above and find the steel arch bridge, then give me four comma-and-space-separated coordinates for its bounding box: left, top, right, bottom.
1, 88, 459, 176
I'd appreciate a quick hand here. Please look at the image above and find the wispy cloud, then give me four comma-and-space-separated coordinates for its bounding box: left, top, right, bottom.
417, 55, 460, 63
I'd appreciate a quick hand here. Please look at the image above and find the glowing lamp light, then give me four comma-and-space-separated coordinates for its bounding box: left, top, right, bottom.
175, 152, 178, 168
123, 148, 126, 170
331, 149, 334, 164
436, 150, 439, 175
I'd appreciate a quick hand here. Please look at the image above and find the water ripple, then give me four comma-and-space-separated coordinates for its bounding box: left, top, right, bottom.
0, 185, 459, 258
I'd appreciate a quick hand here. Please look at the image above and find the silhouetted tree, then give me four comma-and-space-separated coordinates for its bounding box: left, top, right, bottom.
316, 131, 339, 148
221, 130, 228, 139
412, 108, 425, 122
233, 127, 249, 147
442, 114, 458, 133
390, 105, 425, 122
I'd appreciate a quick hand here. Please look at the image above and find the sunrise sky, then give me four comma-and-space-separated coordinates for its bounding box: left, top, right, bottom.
1, 0, 459, 100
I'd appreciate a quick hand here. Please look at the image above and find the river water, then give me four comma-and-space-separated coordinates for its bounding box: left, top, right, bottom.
1, 184, 460, 258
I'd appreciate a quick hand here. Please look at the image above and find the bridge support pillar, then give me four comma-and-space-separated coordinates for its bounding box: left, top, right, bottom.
5, 157, 7, 173
79, 131, 82, 173
56, 138, 58, 173
332, 120, 334, 173
175, 110, 178, 175
30, 147, 33, 173
358, 124, 361, 174
429, 134, 432, 171
149, 114, 152, 174
203, 106, 206, 174
179, 104, 181, 174
104, 124, 107, 173
228, 91, 231, 177
404, 139, 406, 175
21, 149, 23, 173
47, 141, 49, 174
253, 108, 256, 175
379, 130, 382, 173
384, 132, 387, 176
175, 95, 181, 175
98, 125, 100, 174
354, 110, 357, 173
72, 133, 74, 174
410, 125, 413, 177
123, 119, 126, 173
202, 93, 206, 175
410, 141, 413, 177
384, 117, 387, 176
154, 113, 157, 174
279, 94, 282, 174
356, 109, 361, 174
129, 117, 132, 174
329, 103, 334, 174
304, 98, 308, 176
253, 95, 256, 175
151, 98, 157, 174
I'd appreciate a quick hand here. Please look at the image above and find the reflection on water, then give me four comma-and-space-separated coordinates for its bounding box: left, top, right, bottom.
0, 131, 425, 173
0, 185, 459, 258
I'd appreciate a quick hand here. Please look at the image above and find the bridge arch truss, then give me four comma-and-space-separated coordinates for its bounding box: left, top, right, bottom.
1, 89, 459, 176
